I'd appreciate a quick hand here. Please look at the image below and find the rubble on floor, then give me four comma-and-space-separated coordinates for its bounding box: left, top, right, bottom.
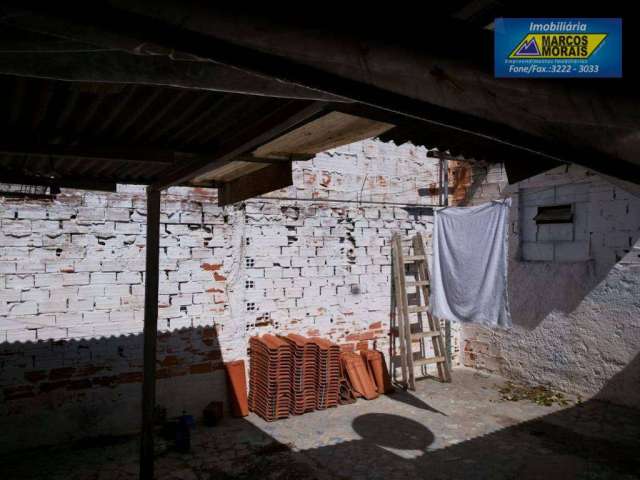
497, 381, 574, 406
3, 368, 638, 480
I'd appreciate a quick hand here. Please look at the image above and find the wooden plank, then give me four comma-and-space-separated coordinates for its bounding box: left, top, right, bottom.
140, 188, 161, 480
199, 161, 268, 183
394, 235, 415, 390
414, 233, 451, 383
391, 352, 444, 367
403, 255, 426, 262
217, 162, 292, 206
407, 305, 429, 314
414, 356, 446, 366
391, 234, 408, 387
410, 331, 441, 340
390, 327, 439, 339
152, 102, 326, 189
253, 112, 393, 158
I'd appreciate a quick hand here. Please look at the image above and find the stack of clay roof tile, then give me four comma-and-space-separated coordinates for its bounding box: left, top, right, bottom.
360, 350, 394, 394
281, 334, 318, 415
248, 335, 293, 421
341, 351, 379, 400
310, 337, 340, 409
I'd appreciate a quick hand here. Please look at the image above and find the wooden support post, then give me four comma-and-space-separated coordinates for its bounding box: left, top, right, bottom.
439, 155, 452, 370
140, 187, 161, 480
442, 157, 449, 207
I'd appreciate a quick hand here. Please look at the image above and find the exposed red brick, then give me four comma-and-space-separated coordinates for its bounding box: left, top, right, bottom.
206, 350, 222, 361
201, 263, 223, 271
160, 355, 181, 367
49, 367, 76, 380
320, 172, 332, 188
60, 267, 75, 273
206, 287, 224, 293
189, 362, 212, 374
68, 379, 93, 390
303, 172, 316, 185
74, 365, 105, 377
346, 331, 375, 342
369, 321, 382, 330
24, 370, 47, 383
172, 365, 188, 377
117, 372, 143, 384
451, 161, 473, 205
213, 272, 226, 281
92, 375, 118, 387
307, 329, 320, 337
39, 381, 69, 393
356, 340, 369, 351
202, 327, 217, 339
210, 360, 224, 371
3, 385, 35, 400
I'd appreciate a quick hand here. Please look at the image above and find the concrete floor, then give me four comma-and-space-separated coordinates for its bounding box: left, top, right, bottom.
4, 368, 640, 480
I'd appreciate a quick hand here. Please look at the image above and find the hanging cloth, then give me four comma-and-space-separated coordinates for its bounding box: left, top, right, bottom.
430, 199, 512, 328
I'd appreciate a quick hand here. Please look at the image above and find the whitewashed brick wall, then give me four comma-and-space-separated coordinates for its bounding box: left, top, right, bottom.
0, 139, 470, 451
462, 164, 640, 408
0, 140, 454, 354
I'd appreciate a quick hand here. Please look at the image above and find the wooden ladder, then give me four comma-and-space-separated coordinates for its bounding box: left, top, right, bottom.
390, 232, 451, 390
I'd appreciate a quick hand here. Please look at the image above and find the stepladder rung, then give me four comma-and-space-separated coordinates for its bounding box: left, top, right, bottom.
410, 331, 440, 340
391, 327, 440, 340
414, 356, 446, 367
406, 280, 429, 287
391, 352, 445, 367
403, 255, 426, 263
407, 305, 429, 314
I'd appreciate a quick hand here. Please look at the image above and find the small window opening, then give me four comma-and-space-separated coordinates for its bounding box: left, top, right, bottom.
534, 204, 573, 224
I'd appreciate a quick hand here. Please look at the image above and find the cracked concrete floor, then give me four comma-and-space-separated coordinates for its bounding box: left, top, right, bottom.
4, 368, 640, 480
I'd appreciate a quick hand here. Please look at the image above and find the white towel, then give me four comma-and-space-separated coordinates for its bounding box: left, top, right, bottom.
430, 199, 512, 328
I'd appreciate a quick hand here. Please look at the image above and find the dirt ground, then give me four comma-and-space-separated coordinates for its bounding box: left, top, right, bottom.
3, 368, 639, 480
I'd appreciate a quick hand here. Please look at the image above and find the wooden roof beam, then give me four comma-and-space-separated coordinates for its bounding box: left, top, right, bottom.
151, 101, 327, 189
12, 2, 640, 184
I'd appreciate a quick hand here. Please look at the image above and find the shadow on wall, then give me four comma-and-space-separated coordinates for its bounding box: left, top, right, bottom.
507, 229, 640, 331
0, 325, 229, 454
507, 260, 602, 330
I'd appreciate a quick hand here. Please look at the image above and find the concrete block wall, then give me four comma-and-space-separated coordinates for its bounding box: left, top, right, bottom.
461, 164, 640, 409
0, 139, 467, 450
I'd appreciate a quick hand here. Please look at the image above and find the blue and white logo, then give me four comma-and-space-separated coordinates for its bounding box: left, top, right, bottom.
495, 18, 622, 78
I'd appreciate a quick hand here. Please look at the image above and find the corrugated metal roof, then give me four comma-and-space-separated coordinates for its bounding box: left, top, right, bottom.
0, 74, 314, 188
